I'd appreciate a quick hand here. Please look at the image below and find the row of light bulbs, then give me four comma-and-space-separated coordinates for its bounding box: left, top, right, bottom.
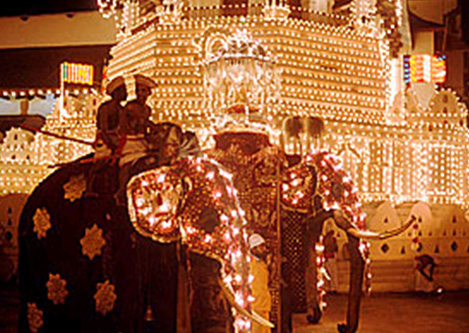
107, 9, 382, 73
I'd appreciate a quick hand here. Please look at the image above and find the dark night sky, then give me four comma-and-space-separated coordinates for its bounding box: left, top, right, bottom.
0, 0, 97, 17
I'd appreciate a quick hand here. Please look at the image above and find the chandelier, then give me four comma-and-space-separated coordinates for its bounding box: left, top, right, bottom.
200, 29, 281, 122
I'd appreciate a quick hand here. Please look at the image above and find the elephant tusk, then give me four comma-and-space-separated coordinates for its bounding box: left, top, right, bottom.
346, 215, 416, 240
218, 278, 275, 328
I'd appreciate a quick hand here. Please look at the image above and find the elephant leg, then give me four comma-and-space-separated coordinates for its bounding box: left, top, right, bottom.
305, 239, 322, 324
304, 214, 326, 324
338, 236, 364, 333
153, 244, 179, 332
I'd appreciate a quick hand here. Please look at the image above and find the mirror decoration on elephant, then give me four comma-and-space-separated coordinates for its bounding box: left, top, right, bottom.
127, 157, 252, 277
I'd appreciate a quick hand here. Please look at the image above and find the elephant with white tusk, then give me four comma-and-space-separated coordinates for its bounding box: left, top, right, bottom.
126, 157, 274, 331
125, 125, 416, 333
18, 115, 414, 333
18, 122, 271, 333
202, 129, 415, 333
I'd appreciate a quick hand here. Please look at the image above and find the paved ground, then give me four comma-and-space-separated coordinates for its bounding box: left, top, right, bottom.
2, 280, 469, 332
293, 291, 469, 333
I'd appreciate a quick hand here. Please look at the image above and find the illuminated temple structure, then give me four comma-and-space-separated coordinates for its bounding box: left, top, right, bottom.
1, 0, 468, 290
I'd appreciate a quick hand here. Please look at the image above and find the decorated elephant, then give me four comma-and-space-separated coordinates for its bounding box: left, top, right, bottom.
18, 123, 269, 333
211, 128, 415, 333
127, 124, 415, 333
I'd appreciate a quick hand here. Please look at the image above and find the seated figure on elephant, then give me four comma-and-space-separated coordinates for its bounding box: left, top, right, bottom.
87, 74, 160, 203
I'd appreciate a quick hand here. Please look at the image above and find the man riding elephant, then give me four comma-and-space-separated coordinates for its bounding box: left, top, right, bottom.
86, 76, 127, 197
115, 74, 159, 206
96, 76, 127, 155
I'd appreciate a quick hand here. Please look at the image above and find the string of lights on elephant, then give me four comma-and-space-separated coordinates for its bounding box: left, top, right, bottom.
127, 156, 253, 331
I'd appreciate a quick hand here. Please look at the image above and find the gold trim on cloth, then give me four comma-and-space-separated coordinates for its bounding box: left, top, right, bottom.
80, 224, 106, 260
27, 303, 43, 333
63, 174, 87, 202
33, 207, 51, 240
46, 273, 69, 305
94, 280, 117, 316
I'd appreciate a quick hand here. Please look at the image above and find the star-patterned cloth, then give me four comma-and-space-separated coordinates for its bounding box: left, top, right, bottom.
32, 207, 51, 240
80, 224, 106, 260
94, 280, 117, 316
46, 273, 69, 305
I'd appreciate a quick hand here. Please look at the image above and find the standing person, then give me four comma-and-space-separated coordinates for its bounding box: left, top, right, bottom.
323, 226, 339, 293
249, 233, 272, 333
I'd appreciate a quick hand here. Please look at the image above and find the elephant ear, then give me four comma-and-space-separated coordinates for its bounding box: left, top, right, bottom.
127, 158, 251, 317
127, 165, 183, 243
305, 151, 365, 229
177, 158, 252, 322
176, 159, 249, 274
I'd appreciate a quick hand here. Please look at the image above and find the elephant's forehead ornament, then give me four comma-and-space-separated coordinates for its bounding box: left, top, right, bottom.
127, 166, 183, 242
280, 150, 365, 229
127, 157, 251, 307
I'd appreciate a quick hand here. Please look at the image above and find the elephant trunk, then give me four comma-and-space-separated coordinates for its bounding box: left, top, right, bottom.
217, 278, 274, 328
333, 212, 416, 241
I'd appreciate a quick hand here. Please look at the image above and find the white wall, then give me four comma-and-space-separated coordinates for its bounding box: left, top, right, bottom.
0, 95, 57, 116
334, 202, 469, 292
